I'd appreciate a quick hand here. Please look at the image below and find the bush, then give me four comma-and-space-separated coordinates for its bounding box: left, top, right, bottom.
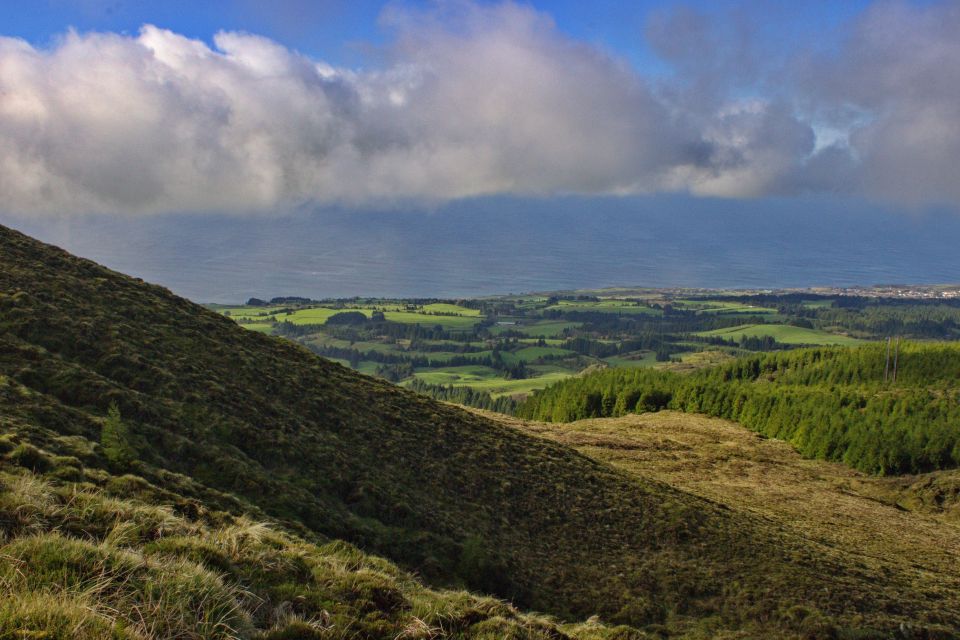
7, 443, 51, 473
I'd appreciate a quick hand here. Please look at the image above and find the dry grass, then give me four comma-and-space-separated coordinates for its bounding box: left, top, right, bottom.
0, 466, 648, 640
485, 408, 960, 615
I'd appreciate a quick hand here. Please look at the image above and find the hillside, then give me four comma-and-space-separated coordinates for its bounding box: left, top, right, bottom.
0, 453, 644, 639
2, 223, 960, 637
492, 409, 960, 621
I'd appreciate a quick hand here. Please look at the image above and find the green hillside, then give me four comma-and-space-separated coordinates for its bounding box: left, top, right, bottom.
0, 441, 640, 639
2, 224, 959, 637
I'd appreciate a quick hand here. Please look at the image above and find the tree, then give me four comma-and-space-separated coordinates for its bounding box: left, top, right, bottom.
326, 311, 368, 326
101, 403, 136, 468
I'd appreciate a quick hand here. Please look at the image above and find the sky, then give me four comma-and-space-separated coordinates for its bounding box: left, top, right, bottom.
0, 1, 957, 296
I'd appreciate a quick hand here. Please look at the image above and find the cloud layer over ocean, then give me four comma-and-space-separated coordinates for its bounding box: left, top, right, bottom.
0, 1, 957, 215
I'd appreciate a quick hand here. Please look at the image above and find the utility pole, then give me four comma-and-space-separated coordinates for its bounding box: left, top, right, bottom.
884, 336, 891, 383
892, 337, 900, 384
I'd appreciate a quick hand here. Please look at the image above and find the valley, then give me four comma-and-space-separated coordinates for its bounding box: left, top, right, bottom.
211, 288, 960, 414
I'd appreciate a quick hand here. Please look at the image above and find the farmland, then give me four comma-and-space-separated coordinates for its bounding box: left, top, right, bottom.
696, 323, 864, 346
213, 289, 960, 412
408, 364, 573, 397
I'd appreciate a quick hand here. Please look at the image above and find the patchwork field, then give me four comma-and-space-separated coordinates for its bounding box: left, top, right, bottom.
214, 290, 955, 412
697, 323, 864, 345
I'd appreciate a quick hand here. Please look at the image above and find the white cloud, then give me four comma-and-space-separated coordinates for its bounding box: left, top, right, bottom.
806, 1, 960, 207
0, 1, 957, 215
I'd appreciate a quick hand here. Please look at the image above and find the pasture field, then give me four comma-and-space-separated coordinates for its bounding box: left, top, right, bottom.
517, 337, 567, 346
696, 323, 864, 346
383, 310, 480, 329
421, 302, 481, 316
674, 299, 777, 314
410, 364, 573, 397
412, 364, 501, 386
226, 302, 481, 329
657, 349, 738, 372
503, 345, 575, 362
490, 320, 582, 337
239, 322, 276, 333
419, 350, 495, 363
217, 305, 287, 318
306, 335, 406, 355
543, 299, 661, 314
801, 299, 835, 309
602, 351, 657, 368
276, 307, 373, 324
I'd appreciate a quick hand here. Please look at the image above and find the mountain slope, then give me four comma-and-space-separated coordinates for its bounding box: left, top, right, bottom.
0, 446, 642, 640
1, 223, 958, 637
504, 409, 960, 599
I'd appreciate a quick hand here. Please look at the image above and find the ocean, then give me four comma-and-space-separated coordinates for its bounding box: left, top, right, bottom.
5, 195, 959, 303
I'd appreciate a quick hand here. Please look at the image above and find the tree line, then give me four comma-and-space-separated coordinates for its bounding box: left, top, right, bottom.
408, 379, 519, 414
518, 343, 960, 475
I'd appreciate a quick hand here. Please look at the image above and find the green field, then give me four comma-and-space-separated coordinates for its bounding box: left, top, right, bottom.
510, 347, 574, 362
543, 299, 660, 315
307, 336, 405, 354
410, 365, 573, 397
696, 323, 864, 346
239, 305, 483, 329
239, 321, 275, 333
675, 300, 778, 314
218, 305, 287, 319
275, 307, 373, 324
491, 320, 581, 337
383, 310, 480, 329
517, 337, 567, 346
603, 351, 658, 368
420, 303, 481, 316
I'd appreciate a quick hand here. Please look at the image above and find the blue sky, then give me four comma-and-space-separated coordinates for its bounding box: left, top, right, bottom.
0, 0, 875, 70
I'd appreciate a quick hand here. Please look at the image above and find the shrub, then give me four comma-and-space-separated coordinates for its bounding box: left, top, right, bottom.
7, 443, 51, 473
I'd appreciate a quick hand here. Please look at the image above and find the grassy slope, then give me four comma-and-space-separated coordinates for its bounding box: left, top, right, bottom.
498, 410, 960, 625
1, 223, 957, 637
0, 448, 635, 640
